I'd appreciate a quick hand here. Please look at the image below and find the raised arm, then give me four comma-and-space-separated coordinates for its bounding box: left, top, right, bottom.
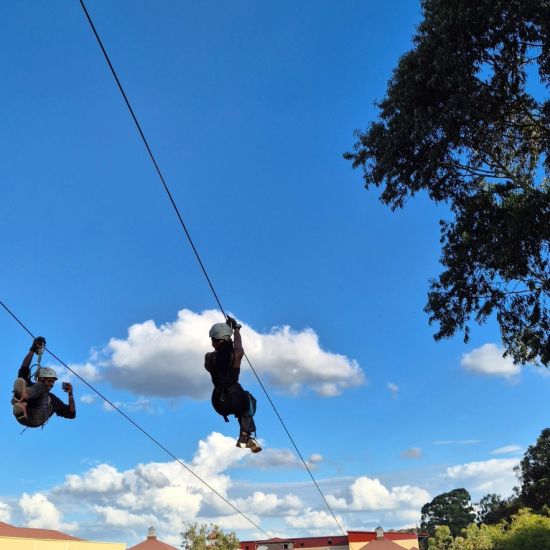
18, 336, 46, 379
63, 382, 76, 416
226, 317, 244, 368
17, 350, 34, 379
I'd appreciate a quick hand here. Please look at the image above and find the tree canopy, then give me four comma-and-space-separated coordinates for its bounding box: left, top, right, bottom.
427, 509, 550, 550
180, 522, 239, 550
514, 427, 550, 511
421, 488, 476, 537
475, 493, 519, 526
345, 0, 550, 365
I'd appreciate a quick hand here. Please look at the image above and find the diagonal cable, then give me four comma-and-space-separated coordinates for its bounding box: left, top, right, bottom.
77, 0, 345, 536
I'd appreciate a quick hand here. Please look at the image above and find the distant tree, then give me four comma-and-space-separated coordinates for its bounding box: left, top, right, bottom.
421, 488, 476, 537
428, 525, 454, 550
180, 522, 239, 550
344, 0, 550, 366
492, 508, 550, 550
475, 494, 520, 525
452, 523, 494, 550
514, 427, 550, 511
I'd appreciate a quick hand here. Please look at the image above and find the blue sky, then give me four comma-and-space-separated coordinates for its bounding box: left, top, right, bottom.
1, 1, 548, 548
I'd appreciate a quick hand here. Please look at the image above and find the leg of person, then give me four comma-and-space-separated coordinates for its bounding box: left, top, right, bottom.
13, 382, 50, 428
13, 401, 28, 425
234, 391, 261, 453
12, 378, 28, 402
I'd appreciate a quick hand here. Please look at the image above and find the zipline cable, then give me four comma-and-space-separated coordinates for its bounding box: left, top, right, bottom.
0, 299, 273, 540
77, 0, 345, 536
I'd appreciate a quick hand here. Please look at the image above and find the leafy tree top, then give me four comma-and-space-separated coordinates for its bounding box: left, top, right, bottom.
180, 522, 239, 550
514, 427, 550, 511
345, 0, 550, 365
421, 488, 477, 537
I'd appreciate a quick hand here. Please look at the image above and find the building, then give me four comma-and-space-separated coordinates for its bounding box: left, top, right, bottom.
240, 535, 348, 550
128, 527, 179, 550
349, 527, 421, 550
0, 521, 125, 550
240, 528, 425, 550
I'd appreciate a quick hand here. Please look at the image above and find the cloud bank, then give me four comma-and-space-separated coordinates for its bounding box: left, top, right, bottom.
85, 309, 364, 399
444, 458, 520, 497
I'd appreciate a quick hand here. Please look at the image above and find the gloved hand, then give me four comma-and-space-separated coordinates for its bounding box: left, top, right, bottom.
30, 336, 46, 353
226, 316, 242, 331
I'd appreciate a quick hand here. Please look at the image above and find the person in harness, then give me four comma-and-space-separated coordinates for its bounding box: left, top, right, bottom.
205, 317, 261, 453
12, 336, 76, 428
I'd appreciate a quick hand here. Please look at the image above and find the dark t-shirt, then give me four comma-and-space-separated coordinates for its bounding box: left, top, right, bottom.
205, 351, 240, 389
18, 364, 76, 420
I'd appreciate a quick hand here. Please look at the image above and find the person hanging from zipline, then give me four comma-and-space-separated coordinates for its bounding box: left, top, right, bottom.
205, 317, 261, 453
12, 336, 76, 428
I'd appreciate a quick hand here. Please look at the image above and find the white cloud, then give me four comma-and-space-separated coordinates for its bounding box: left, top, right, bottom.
285, 509, 344, 529
238, 448, 316, 471
101, 309, 364, 399
19, 493, 77, 532
92, 505, 156, 528
400, 448, 424, 460
461, 344, 521, 379
444, 458, 520, 498
387, 383, 399, 397
491, 445, 522, 455
326, 476, 430, 512
309, 454, 324, 464
233, 492, 303, 516
64, 464, 124, 493
0, 501, 11, 523
67, 363, 102, 382
80, 394, 96, 404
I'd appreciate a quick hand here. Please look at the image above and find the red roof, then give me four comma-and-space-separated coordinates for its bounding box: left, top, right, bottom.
128, 536, 179, 550
0, 521, 83, 541
348, 532, 419, 543
240, 536, 349, 550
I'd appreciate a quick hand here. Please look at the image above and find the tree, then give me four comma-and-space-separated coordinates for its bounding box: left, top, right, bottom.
492, 508, 550, 550
475, 494, 520, 525
421, 488, 477, 537
180, 522, 240, 550
344, 0, 550, 366
452, 523, 494, 550
514, 427, 550, 511
428, 526, 454, 550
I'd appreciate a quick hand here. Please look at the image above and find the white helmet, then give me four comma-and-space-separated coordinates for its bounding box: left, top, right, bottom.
37, 367, 58, 380
209, 323, 232, 340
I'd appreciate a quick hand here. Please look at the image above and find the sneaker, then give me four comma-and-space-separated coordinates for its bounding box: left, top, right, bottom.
13, 402, 27, 420
236, 433, 248, 449
13, 378, 28, 402
246, 436, 262, 453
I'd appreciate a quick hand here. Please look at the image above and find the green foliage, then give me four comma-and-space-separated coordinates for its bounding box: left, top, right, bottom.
475, 494, 520, 525
514, 427, 550, 511
344, 0, 550, 365
492, 508, 550, 550
428, 526, 454, 550
421, 488, 477, 537
180, 522, 240, 550
452, 523, 495, 550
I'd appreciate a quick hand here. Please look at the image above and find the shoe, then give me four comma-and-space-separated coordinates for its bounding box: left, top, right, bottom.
236, 433, 248, 449
246, 436, 262, 453
13, 378, 28, 402
13, 402, 27, 420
